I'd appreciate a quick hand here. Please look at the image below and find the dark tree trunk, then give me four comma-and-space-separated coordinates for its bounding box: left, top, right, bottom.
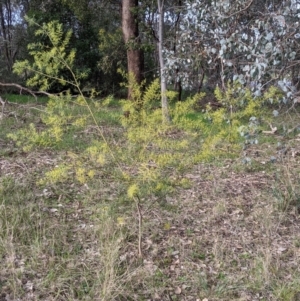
0, 0, 14, 72
122, 0, 144, 100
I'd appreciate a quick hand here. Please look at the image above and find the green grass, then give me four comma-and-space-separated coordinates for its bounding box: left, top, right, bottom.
3, 93, 49, 104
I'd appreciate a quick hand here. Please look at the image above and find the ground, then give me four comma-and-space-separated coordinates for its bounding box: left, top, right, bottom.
0, 99, 300, 301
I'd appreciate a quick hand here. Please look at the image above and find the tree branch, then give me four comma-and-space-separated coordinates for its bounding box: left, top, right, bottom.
0, 82, 52, 100
220, 0, 254, 19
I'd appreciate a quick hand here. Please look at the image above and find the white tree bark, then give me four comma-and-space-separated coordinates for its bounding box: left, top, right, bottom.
157, 0, 170, 123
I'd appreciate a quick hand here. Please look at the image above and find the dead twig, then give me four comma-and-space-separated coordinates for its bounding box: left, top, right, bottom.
263, 122, 277, 134
135, 195, 143, 258
0, 95, 6, 116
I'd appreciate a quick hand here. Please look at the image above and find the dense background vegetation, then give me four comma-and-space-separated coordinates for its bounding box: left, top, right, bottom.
1, 0, 300, 100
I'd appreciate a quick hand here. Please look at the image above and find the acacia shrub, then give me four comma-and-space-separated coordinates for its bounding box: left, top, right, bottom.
8, 20, 282, 214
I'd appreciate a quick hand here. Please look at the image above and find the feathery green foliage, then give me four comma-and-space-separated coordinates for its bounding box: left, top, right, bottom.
7, 94, 88, 151
13, 19, 88, 91
195, 82, 281, 161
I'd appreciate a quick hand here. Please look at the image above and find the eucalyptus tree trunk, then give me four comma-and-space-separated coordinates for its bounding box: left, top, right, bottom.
122, 0, 144, 100
157, 0, 170, 122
